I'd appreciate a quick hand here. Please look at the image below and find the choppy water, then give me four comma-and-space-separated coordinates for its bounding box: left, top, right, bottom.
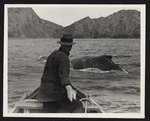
8, 38, 140, 113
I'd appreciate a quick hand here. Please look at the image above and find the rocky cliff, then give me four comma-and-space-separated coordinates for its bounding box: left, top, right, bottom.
64, 10, 140, 38
8, 8, 140, 38
8, 8, 63, 38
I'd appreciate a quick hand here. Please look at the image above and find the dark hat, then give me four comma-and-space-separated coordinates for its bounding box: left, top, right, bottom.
57, 34, 76, 45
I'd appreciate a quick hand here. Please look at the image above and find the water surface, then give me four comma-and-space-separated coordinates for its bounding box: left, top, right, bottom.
8, 38, 140, 113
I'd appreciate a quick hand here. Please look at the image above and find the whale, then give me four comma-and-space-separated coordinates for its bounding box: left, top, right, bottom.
70, 55, 123, 71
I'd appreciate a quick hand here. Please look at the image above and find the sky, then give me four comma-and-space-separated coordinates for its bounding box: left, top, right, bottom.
32, 5, 142, 27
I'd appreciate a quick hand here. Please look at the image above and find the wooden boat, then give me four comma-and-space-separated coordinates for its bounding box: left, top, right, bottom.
9, 86, 103, 113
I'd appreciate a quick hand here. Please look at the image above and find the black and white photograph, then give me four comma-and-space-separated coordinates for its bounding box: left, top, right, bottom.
3, 4, 145, 118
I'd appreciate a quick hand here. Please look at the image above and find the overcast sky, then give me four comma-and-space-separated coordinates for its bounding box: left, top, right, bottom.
32, 5, 142, 27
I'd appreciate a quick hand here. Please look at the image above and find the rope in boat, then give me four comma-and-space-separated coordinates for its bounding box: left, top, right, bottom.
73, 86, 103, 113
80, 94, 90, 113
80, 93, 104, 113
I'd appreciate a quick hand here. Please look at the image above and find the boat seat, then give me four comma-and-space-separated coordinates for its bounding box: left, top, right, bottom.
14, 94, 43, 113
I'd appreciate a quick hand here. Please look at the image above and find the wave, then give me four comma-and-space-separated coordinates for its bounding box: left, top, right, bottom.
78, 68, 117, 73
38, 55, 47, 60
113, 55, 132, 58
121, 63, 140, 67
8, 72, 28, 77
38, 55, 47, 63
77, 68, 128, 74
80, 84, 140, 95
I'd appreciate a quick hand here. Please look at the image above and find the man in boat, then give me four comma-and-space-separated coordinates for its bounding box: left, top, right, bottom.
37, 34, 84, 113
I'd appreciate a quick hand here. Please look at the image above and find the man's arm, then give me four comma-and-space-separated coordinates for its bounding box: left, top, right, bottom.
58, 56, 76, 102
65, 85, 76, 102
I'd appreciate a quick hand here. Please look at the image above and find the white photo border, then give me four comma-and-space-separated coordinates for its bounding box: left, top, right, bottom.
3, 4, 146, 118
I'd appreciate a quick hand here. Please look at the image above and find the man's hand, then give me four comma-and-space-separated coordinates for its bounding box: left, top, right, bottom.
65, 85, 76, 102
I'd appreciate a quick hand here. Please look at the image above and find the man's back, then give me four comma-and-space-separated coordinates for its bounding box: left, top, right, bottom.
38, 48, 70, 102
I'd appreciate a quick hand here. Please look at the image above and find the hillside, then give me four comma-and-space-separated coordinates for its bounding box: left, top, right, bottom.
41, 19, 64, 38
8, 8, 140, 38
64, 10, 140, 38
8, 8, 63, 38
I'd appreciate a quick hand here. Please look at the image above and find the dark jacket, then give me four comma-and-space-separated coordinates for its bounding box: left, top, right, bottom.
37, 47, 71, 102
